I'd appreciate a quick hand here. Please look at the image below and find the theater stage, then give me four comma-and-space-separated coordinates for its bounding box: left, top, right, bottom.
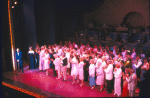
2, 66, 116, 97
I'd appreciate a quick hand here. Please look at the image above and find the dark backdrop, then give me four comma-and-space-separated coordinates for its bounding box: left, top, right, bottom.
2, 0, 103, 72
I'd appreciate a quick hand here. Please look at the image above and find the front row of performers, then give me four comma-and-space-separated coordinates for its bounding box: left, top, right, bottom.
15, 42, 150, 97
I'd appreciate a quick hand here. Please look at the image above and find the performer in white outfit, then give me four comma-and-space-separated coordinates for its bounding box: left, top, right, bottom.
126, 68, 137, 97
96, 55, 104, 92
57, 46, 62, 56
53, 54, 61, 79
78, 57, 85, 87
103, 59, 113, 94
44, 49, 50, 75
113, 61, 122, 97
39, 46, 45, 71
71, 54, 79, 84
61, 53, 68, 81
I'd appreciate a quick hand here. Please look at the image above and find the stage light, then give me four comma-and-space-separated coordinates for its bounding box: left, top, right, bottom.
14, 1, 17, 4
12, 6, 14, 8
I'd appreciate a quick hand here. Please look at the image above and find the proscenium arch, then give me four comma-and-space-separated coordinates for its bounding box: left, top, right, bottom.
123, 11, 145, 27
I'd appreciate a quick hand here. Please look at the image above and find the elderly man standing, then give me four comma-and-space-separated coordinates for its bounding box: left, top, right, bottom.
126, 68, 137, 97
113, 62, 122, 97
16, 48, 24, 73
53, 54, 61, 79
103, 58, 113, 94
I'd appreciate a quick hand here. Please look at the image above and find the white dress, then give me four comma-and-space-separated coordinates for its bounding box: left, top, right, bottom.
78, 61, 84, 80
96, 59, 104, 85
44, 53, 50, 70
71, 57, 79, 76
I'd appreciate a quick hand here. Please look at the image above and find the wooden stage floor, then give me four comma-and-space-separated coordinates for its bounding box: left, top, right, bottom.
2, 67, 116, 97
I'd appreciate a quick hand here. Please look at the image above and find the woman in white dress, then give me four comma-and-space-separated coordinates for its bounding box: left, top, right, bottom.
71, 54, 79, 84
78, 57, 85, 87
96, 55, 104, 91
44, 49, 50, 75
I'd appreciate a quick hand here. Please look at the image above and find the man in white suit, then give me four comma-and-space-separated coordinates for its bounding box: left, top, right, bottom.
103, 58, 113, 94
53, 54, 61, 79
39, 46, 45, 71
113, 61, 122, 97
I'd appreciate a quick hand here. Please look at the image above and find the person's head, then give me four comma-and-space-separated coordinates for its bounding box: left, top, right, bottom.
125, 68, 129, 74
136, 55, 140, 60
107, 58, 113, 64
16, 48, 19, 52
144, 57, 148, 63
48, 45, 51, 49
121, 47, 125, 52
54, 54, 58, 58
29, 46, 32, 50
130, 68, 135, 74
62, 53, 65, 58
80, 57, 84, 62
90, 59, 94, 64
121, 60, 124, 65
115, 61, 121, 68
45, 49, 49, 54
41, 46, 44, 50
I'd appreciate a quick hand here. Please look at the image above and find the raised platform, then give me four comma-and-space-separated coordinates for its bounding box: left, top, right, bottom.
2, 66, 116, 97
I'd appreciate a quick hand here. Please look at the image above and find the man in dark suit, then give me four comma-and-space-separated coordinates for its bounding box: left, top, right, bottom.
50, 49, 57, 77
83, 56, 90, 82
16, 48, 24, 73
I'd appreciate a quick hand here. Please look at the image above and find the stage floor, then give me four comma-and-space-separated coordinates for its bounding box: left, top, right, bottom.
2, 66, 116, 97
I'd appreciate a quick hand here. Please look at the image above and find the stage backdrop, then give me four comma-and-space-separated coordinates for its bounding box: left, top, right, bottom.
23, 0, 37, 49
84, 0, 149, 28
34, 0, 55, 46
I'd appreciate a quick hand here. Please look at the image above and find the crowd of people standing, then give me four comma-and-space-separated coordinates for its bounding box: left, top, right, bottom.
16, 41, 150, 97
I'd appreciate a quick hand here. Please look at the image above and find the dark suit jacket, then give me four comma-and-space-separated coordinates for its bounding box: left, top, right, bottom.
16, 51, 23, 67
16, 51, 22, 61
63, 57, 67, 66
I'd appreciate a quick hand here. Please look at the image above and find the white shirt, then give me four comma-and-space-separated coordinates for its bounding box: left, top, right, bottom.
113, 67, 122, 78
102, 61, 107, 68
40, 50, 45, 58
104, 64, 113, 80
53, 57, 61, 67
134, 59, 142, 68
28, 50, 34, 54
89, 64, 95, 77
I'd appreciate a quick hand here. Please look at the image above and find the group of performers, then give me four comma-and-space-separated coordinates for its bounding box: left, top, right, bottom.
16, 41, 150, 97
